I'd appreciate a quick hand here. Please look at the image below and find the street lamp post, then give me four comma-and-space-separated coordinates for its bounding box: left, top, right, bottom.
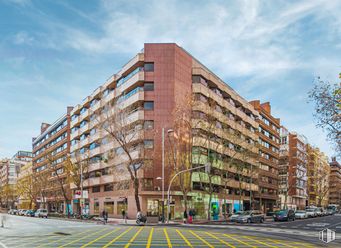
167, 163, 210, 224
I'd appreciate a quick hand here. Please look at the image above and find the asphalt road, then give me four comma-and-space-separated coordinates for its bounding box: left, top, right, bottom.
0, 214, 340, 247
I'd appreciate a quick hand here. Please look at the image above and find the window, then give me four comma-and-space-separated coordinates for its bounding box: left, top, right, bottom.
104, 184, 113, 191
89, 142, 99, 150
144, 62, 154, 72
144, 120, 154, 130
144, 82, 154, 91
104, 202, 114, 214
90, 128, 97, 135
80, 120, 87, 128
144, 101, 154, 110
92, 186, 101, 193
94, 202, 99, 214
144, 140, 154, 149
80, 107, 88, 115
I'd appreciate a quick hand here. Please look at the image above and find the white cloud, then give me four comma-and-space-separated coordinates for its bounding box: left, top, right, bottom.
13, 31, 34, 45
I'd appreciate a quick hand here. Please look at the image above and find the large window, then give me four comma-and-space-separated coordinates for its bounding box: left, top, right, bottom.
147, 199, 159, 217
92, 186, 101, 193
144, 62, 154, 72
144, 120, 154, 130
94, 202, 99, 214
104, 184, 113, 191
104, 202, 114, 214
144, 82, 154, 91
144, 140, 154, 149
144, 101, 154, 110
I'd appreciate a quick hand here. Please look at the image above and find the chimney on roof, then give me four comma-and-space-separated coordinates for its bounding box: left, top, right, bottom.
40, 123, 50, 134
260, 102, 271, 114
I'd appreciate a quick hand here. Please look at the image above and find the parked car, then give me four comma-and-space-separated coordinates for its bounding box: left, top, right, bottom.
306, 208, 317, 218
230, 211, 243, 222
235, 210, 265, 223
8, 209, 17, 215
35, 209, 48, 218
25, 210, 36, 217
18, 209, 27, 216
273, 209, 295, 221
295, 210, 307, 219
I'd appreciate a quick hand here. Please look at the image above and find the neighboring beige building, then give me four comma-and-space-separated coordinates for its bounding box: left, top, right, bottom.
307, 145, 330, 207
17, 162, 35, 209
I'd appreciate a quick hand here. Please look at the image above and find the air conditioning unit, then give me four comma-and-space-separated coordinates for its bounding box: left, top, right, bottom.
154, 186, 161, 191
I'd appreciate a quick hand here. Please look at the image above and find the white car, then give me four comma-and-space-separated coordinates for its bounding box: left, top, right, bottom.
295, 210, 307, 219
35, 209, 48, 218
306, 208, 316, 218
230, 211, 243, 222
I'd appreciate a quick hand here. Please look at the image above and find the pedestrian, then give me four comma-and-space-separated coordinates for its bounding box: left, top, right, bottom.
0, 213, 6, 228
102, 210, 108, 224
121, 209, 127, 224
183, 210, 188, 224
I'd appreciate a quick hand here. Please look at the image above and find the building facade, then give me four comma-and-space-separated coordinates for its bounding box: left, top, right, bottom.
0, 151, 32, 208
69, 43, 260, 219
32, 107, 73, 213
329, 157, 341, 206
279, 128, 308, 210
249, 101, 280, 213
17, 162, 34, 209
306, 145, 330, 207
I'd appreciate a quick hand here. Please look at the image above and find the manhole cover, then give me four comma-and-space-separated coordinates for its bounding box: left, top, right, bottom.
53, 232, 71, 236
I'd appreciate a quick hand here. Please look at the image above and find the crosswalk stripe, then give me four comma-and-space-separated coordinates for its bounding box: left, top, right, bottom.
189, 231, 214, 248
163, 228, 172, 248
146, 227, 154, 248
205, 232, 236, 248
80, 228, 120, 248
176, 229, 193, 248
102, 227, 134, 248
125, 227, 144, 248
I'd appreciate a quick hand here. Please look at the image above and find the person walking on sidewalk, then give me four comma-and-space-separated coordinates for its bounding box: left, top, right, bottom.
121, 209, 127, 224
102, 210, 108, 224
183, 210, 188, 224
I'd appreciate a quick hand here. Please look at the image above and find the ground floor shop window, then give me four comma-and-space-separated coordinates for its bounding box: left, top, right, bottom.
193, 202, 205, 219
94, 202, 99, 214
147, 199, 159, 216
104, 202, 114, 215
117, 201, 127, 217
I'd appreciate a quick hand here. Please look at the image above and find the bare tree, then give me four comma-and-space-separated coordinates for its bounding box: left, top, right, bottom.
308, 76, 341, 157
98, 98, 145, 212
16, 173, 35, 209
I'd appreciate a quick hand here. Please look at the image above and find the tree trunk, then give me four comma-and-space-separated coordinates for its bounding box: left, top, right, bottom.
207, 192, 212, 221
134, 178, 141, 211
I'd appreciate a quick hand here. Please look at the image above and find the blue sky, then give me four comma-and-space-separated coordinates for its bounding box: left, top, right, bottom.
0, 0, 340, 158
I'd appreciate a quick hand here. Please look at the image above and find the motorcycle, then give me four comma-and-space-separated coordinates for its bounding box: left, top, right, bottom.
136, 212, 147, 225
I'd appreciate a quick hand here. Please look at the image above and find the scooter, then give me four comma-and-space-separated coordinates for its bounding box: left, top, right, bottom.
136, 213, 147, 225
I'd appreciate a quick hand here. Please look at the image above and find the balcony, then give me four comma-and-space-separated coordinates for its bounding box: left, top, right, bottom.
79, 109, 89, 122
87, 177, 100, 187
70, 141, 80, 152
71, 116, 80, 127
89, 146, 101, 157
89, 131, 101, 143
90, 100, 101, 112
100, 175, 114, 184
79, 137, 90, 149
116, 71, 144, 96
119, 90, 144, 109
79, 123, 90, 136
70, 129, 80, 141
126, 110, 144, 126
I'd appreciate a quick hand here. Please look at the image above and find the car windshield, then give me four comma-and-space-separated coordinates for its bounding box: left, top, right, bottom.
296, 211, 305, 213
275, 210, 287, 214
306, 209, 314, 212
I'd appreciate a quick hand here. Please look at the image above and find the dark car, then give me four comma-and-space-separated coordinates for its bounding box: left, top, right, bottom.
25, 210, 36, 217
273, 209, 295, 221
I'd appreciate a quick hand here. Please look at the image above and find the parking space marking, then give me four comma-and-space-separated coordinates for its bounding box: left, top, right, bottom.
58, 228, 109, 248
189, 230, 214, 248
146, 227, 154, 248
164, 228, 172, 248
103, 226, 134, 248
176, 229, 193, 247
80, 227, 120, 248
205, 232, 236, 248
242, 235, 277, 248
222, 233, 257, 248
124, 227, 143, 248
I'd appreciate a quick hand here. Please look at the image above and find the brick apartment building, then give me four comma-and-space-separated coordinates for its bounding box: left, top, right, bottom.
279, 128, 308, 210
249, 101, 280, 213
69, 43, 260, 219
32, 107, 73, 213
306, 145, 330, 207
329, 157, 341, 206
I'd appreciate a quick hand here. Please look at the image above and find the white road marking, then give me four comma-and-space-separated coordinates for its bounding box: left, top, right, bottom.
0, 241, 8, 248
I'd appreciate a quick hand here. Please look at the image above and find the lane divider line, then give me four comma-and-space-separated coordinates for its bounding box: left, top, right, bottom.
124, 227, 144, 248
103, 227, 134, 248
175, 229, 193, 248
204, 232, 236, 248
163, 228, 172, 248
81, 228, 120, 248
